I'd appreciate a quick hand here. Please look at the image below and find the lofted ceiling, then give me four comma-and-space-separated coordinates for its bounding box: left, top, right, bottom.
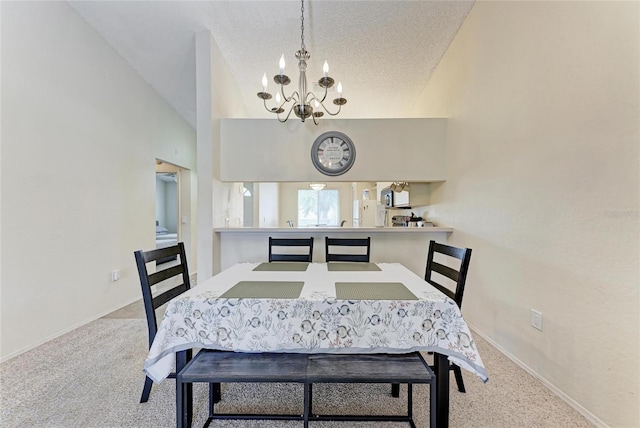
69, 1, 475, 129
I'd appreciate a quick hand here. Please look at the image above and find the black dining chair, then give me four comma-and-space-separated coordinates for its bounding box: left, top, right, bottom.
425, 239, 473, 393
134, 242, 220, 403
325, 237, 371, 262
269, 237, 314, 262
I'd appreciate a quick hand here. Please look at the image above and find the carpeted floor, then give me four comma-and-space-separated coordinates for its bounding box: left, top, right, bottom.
0, 302, 595, 428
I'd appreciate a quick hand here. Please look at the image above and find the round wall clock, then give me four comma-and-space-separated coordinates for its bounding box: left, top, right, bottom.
311, 131, 356, 176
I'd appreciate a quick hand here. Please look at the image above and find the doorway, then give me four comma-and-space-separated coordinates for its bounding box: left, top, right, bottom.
155, 160, 191, 261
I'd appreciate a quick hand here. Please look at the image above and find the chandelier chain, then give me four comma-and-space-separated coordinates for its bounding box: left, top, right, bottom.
300, 0, 306, 52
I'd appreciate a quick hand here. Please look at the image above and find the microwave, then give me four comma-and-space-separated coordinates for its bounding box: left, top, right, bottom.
381, 188, 394, 208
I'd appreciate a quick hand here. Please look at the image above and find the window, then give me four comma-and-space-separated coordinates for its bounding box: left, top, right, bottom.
298, 189, 339, 227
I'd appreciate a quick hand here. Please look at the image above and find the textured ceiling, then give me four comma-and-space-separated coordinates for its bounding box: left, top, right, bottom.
69, 1, 474, 128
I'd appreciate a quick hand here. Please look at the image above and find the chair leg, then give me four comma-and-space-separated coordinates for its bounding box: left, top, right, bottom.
452, 365, 466, 393
140, 376, 153, 403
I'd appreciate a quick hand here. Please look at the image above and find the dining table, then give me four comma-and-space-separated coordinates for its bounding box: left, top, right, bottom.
144, 262, 488, 428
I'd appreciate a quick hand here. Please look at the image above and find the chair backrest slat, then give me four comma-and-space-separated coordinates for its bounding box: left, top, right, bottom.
152, 283, 189, 309
325, 237, 371, 263
430, 261, 459, 282
148, 264, 185, 286
140, 245, 182, 263
425, 240, 472, 309
269, 237, 314, 262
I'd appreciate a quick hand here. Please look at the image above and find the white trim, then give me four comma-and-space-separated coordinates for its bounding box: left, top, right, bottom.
469, 324, 608, 428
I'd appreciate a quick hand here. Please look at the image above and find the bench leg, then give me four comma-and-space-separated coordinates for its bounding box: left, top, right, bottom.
176, 351, 192, 427
391, 383, 400, 397
407, 383, 413, 419
430, 377, 437, 428
176, 375, 184, 428
303, 383, 310, 428
434, 353, 449, 428
212, 382, 221, 402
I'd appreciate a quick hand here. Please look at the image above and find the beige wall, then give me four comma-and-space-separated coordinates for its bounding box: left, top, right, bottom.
413, 2, 639, 426
197, 31, 247, 278
220, 118, 447, 182
0, 2, 197, 360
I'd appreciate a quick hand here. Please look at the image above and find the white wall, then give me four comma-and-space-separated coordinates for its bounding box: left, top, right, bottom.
0, 2, 197, 361
413, 2, 639, 426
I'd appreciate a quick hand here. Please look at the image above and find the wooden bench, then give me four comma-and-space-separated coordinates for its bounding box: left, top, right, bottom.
176, 350, 435, 428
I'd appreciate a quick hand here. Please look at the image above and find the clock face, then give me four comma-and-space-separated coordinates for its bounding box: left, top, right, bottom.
311, 131, 356, 176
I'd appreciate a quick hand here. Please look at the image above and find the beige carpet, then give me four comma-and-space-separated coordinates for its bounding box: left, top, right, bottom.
0, 309, 595, 428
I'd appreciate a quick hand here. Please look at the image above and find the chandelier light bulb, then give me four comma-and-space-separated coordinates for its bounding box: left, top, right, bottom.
279, 54, 286, 75
323, 61, 329, 78
276, 92, 281, 104
261, 73, 268, 92
337, 82, 343, 96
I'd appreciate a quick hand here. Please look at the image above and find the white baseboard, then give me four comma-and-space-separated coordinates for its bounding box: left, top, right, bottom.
469, 324, 608, 428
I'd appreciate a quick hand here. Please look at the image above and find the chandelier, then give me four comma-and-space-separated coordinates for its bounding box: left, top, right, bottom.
257, 0, 347, 125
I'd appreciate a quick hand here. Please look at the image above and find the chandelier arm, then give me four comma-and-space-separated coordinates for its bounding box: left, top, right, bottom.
305, 86, 328, 105
317, 85, 330, 104
262, 98, 274, 113
277, 103, 297, 123
308, 95, 342, 116
322, 104, 343, 116
279, 85, 300, 104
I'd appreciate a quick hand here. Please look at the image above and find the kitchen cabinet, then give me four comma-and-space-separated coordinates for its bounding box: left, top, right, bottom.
394, 182, 430, 208
376, 182, 430, 208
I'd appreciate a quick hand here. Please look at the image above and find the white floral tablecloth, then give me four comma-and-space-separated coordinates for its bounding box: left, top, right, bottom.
144, 262, 488, 384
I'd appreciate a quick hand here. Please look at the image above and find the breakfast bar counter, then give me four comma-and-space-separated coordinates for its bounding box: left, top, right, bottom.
213, 227, 453, 276
215, 226, 453, 234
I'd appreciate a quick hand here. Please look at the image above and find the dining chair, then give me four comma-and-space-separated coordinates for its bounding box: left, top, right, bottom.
134, 242, 220, 403
325, 237, 371, 262
268, 237, 314, 262
425, 239, 473, 393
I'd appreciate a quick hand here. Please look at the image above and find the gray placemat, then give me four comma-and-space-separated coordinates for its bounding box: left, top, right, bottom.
253, 262, 309, 271
335, 282, 418, 300
327, 263, 381, 271
221, 281, 305, 299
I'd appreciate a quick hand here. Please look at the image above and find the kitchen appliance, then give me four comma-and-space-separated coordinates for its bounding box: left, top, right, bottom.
391, 215, 409, 227
375, 204, 387, 227
381, 186, 413, 208
381, 187, 394, 208
391, 213, 423, 227
393, 190, 410, 207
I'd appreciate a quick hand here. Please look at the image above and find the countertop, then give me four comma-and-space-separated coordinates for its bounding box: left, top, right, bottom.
214, 227, 453, 233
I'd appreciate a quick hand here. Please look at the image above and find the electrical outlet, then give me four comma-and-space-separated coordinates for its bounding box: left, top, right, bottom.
531, 309, 543, 331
